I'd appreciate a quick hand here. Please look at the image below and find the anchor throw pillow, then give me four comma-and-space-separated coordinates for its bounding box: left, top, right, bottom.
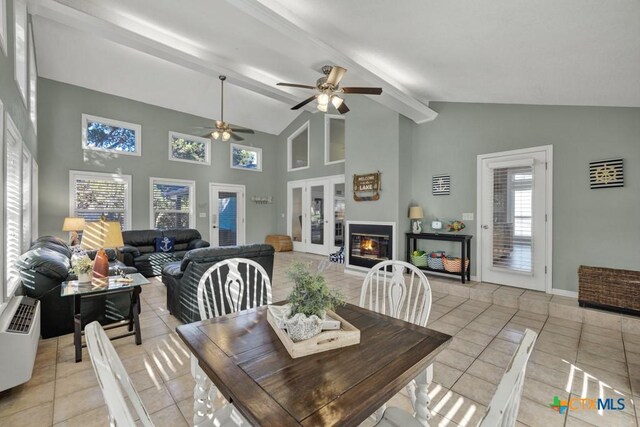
155, 236, 175, 253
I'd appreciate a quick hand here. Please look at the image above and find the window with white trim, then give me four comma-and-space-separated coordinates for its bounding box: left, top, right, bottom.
150, 178, 195, 230
324, 115, 345, 164
70, 171, 132, 230
230, 143, 262, 171
28, 23, 37, 132
13, 0, 27, 105
82, 114, 142, 156
22, 146, 32, 250
0, 0, 7, 55
5, 114, 23, 300
287, 121, 309, 171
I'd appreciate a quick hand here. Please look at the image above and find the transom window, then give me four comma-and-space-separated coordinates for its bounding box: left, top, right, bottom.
230, 143, 262, 171
325, 115, 345, 164
70, 170, 132, 230
82, 114, 142, 156
287, 121, 309, 171
150, 178, 195, 230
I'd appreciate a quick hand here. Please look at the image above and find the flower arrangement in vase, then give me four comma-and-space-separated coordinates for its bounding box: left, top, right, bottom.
71, 255, 93, 283
283, 262, 345, 342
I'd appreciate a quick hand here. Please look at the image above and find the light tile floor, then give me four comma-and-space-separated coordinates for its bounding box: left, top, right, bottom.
1, 252, 639, 426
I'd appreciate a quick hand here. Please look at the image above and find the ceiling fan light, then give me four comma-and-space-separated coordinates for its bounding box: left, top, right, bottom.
331, 95, 344, 109
222, 131, 231, 141
317, 93, 330, 106
317, 103, 328, 112
212, 131, 220, 139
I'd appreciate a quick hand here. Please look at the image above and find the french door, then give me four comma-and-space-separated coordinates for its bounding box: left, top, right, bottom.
287, 175, 345, 255
209, 183, 245, 247
478, 146, 552, 292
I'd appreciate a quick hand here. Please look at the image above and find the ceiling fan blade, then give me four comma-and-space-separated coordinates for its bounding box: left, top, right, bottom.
342, 87, 383, 95
229, 128, 255, 134
230, 132, 244, 142
337, 101, 350, 115
277, 83, 316, 90
291, 95, 317, 110
200, 133, 213, 138
326, 66, 347, 87
192, 126, 217, 130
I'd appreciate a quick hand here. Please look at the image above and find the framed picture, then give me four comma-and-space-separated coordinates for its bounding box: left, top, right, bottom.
590, 158, 623, 189
432, 174, 450, 195
82, 114, 142, 156
230, 143, 262, 171
168, 131, 211, 165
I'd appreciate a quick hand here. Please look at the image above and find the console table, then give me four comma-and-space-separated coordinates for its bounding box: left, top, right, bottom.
405, 233, 472, 283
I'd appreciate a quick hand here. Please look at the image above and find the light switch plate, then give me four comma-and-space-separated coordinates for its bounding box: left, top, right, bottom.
199, 212, 207, 218
462, 213, 474, 221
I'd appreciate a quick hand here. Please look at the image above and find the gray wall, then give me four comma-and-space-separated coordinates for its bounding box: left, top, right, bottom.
412, 102, 640, 292
38, 78, 278, 243
275, 111, 345, 234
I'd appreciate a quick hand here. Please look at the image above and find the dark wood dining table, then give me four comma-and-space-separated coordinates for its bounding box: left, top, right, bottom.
177, 303, 452, 427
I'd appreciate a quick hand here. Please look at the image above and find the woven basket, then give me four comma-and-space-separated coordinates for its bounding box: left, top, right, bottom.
411, 254, 428, 267
578, 266, 640, 313
265, 235, 293, 252
427, 251, 446, 270
443, 257, 470, 273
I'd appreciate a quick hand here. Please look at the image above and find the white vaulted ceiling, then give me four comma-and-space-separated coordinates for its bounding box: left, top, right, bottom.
30, 0, 640, 134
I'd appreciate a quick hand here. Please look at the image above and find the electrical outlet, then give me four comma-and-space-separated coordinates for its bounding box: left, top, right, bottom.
462, 213, 474, 221
199, 212, 207, 218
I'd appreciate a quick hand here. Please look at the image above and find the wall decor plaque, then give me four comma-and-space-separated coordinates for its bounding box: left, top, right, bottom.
353, 171, 381, 201
432, 174, 450, 195
590, 158, 623, 189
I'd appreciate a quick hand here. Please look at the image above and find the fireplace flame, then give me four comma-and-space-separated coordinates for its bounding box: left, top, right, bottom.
361, 239, 375, 251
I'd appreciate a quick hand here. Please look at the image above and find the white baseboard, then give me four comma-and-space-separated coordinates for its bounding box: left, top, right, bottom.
550, 288, 578, 298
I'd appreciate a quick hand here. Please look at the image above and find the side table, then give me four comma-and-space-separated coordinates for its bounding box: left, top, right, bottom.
61, 273, 150, 362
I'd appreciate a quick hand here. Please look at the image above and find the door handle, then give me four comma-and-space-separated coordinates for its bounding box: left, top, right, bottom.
482, 225, 489, 229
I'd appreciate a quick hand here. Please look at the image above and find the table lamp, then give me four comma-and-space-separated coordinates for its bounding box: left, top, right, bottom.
81, 220, 124, 278
62, 217, 85, 246
409, 206, 424, 234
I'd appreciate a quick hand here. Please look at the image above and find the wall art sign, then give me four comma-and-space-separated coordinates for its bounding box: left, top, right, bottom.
432, 174, 450, 195
353, 171, 381, 201
589, 158, 623, 189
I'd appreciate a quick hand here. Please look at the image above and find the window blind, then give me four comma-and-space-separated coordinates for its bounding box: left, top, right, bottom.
218, 192, 237, 246
491, 166, 533, 273
5, 134, 23, 295
22, 149, 32, 250
152, 182, 192, 230
72, 174, 129, 230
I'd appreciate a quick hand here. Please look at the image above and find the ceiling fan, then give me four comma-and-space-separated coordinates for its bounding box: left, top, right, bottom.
197, 75, 255, 142
277, 65, 382, 114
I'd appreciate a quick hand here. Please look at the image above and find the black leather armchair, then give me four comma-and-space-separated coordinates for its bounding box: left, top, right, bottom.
17, 236, 136, 338
120, 229, 209, 277
161, 244, 275, 324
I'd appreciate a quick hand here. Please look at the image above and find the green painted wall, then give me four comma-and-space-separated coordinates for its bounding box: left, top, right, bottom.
412, 102, 640, 292
37, 78, 278, 243
275, 110, 345, 234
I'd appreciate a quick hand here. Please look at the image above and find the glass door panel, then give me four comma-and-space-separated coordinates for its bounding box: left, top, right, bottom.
291, 187, 303, 243
333, 183, 345, 250
310, 185, 325, 246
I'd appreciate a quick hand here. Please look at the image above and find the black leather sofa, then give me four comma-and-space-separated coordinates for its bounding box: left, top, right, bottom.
120, 229, 209, 277
17, 236, 137, 339
161, 244, 275, 324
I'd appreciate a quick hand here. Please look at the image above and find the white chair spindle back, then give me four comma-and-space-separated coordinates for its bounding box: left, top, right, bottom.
197, 258, 272, 321
360, 260, 432, 327
85, 321, 154, 427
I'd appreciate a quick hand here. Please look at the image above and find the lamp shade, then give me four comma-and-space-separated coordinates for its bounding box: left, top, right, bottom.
81, 221, 124, 250
409, 207, 424, 220
62, 217, 85, 232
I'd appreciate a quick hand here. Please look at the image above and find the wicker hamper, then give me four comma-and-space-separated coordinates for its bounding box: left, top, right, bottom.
265, 235, 293, 252
578, 266, 640, 314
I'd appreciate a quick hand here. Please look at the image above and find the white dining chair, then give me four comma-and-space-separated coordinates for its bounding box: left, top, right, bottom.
359, 260, 433, 421
375, 328, 538, 427
85, 320, 154, 427
192, 258, 272, 426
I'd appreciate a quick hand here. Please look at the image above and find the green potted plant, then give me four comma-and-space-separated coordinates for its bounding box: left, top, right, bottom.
284, 262, 345, 342
71, 255, 93, 283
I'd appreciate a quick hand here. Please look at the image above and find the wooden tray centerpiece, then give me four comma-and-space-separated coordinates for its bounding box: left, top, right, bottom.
267, 305, 360, 358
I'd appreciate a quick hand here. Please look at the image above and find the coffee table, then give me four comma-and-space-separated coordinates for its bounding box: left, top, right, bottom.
61, 273, 150, 362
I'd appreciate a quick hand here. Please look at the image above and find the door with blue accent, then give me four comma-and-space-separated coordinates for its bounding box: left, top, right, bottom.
209, 183, 245, 247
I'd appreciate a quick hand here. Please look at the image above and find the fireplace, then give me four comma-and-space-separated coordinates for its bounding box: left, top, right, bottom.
347, 222, 395, 270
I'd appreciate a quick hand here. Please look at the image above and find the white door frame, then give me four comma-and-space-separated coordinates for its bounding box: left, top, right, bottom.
287, 174, 345, 255
476, 145, 554, 294
209, 182, 246, 246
